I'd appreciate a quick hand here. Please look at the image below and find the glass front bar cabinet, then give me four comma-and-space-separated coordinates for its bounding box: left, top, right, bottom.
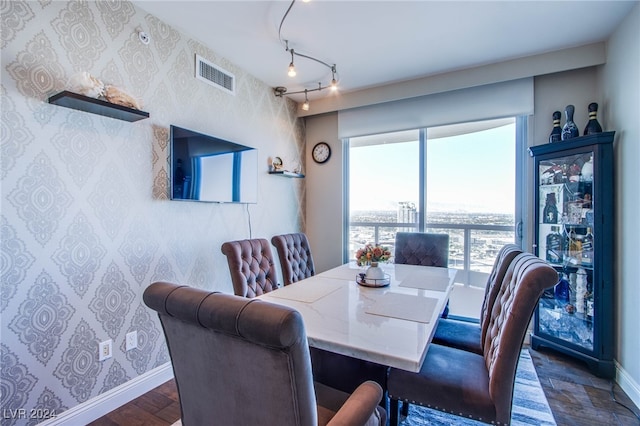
529, 131, 615, 378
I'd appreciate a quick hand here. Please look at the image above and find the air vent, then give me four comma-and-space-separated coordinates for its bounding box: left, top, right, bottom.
195, 54, 235, 95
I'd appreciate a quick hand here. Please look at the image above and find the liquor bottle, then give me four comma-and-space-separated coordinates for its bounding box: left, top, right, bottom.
583, 102, 603, 135
546, 226, 563, 264
549, 111, 562, 143
575, 268, 587, 314
554, 273, 570, 303
585, 289, 594, 325
569, 272, 577, 306
562, 105, 579, 140
569, 226, 582, 262
581, 227, 594, 266
543, 192, 559, 224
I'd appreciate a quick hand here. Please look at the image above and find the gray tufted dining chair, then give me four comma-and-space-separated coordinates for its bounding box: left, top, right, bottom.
431, 244, 523, 355
144, 282, 387, 426
271, 232, 316, 285
221, 238, 279, 298
394, 232, 450, 267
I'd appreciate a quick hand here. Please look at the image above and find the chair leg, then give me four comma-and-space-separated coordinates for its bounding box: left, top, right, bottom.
401, 400, 409, 417
389, 398, 399, 426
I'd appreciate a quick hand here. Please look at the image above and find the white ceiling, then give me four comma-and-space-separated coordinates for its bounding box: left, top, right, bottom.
132, 0, 636, 102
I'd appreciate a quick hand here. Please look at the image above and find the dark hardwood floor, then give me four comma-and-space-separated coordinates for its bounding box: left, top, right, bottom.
90, 345, 640, 426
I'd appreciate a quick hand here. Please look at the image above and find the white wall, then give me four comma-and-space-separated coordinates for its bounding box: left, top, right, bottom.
602, 2, 640, 405
304, 113, 343, 273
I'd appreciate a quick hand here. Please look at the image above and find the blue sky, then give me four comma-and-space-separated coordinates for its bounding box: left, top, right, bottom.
349, 123, 516, 214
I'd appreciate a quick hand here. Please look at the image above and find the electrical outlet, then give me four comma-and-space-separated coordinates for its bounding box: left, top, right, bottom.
126, 331, 137, 351
99, 339, 112, 361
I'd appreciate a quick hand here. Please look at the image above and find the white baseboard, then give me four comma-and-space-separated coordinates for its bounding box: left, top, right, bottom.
616, 360, 640, 411
38, 363, 174, 426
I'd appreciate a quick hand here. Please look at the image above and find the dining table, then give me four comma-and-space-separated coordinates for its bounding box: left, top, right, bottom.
258, 262, 457, 373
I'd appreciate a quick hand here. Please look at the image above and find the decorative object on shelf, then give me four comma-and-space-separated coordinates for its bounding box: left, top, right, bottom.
549, 111, 562, 143
581, 155, 594, 181
268, 156, 304, 177
271, 156, 283, 171
54, 71, 147, 121
67, 71, 143, 110
583, 102, 603, 135
312, 141, 331, 164
68, 71, 105, 98
561, 104, 579, 140
103, 84, 142, 110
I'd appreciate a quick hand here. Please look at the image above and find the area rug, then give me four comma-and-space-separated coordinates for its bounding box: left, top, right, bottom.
400, 349, 556, 425
171, 349, 555, 426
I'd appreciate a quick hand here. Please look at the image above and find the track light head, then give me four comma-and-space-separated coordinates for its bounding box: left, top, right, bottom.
302, 89, 310, 111
288, 49, 296, 77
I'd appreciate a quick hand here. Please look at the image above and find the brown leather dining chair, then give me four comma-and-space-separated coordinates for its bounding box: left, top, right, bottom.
431, 243, 523, 355
271, 232, 316, 285
387, 252, 558, 425
144, 282, 387, 426
221, 238, 279, 298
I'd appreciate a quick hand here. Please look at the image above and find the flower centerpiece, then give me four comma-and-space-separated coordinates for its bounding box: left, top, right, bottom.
355, 243, 392, 266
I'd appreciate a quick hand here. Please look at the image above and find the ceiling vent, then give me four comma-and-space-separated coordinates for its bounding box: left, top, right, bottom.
195, 54, 235, 95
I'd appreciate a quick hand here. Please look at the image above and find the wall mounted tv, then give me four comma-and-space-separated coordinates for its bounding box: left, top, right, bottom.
170, 125, 258, 203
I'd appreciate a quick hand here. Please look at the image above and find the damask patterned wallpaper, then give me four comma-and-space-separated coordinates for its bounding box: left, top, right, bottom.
1, 1, 305, 423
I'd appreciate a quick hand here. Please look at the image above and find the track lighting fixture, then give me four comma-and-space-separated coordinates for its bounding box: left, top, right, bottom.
288, 49, 296, 77
274, 0, 339, 111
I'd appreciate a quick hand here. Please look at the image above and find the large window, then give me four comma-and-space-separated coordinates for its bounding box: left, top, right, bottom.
348, 129, 421, 256
346, 118, 522, 318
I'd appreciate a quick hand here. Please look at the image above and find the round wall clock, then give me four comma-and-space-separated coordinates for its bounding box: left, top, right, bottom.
312, 142, 331, 164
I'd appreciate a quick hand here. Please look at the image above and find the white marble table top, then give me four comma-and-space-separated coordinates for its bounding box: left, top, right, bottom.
258, 262, 456, 372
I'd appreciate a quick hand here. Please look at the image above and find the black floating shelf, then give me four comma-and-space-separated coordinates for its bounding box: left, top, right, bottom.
268, 170, 305, 178
48, 90, 149, 122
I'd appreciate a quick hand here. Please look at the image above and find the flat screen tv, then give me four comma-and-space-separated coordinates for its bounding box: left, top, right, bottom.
170, 125, 258, 203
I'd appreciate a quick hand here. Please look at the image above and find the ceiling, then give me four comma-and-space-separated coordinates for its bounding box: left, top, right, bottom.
131, 1, 636, 103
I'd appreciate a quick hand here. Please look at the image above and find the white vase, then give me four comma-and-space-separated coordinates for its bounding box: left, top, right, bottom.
365, 262, 385, 281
